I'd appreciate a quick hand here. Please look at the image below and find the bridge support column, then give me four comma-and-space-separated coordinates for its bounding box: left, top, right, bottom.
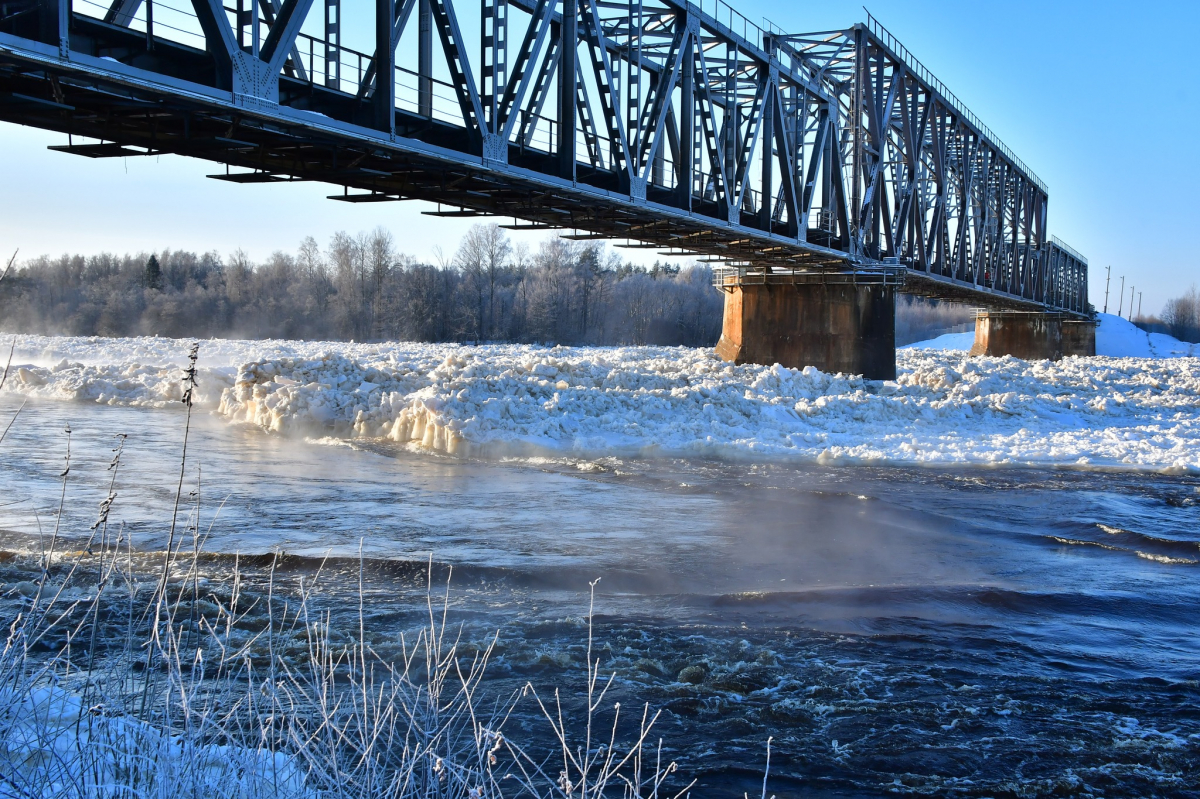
1061, 318, 1098, 357
969, 311, 1064, 359
715, 278, 896, 380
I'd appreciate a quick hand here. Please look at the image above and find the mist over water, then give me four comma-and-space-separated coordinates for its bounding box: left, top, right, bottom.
2, 394, 1198, 796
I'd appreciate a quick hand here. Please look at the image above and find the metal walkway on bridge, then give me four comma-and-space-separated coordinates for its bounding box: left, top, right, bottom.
0, 0, 1088, 316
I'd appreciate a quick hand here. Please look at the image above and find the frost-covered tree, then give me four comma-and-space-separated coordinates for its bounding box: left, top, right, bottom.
0, 229, 729, 346
1162, 286, 1200, 343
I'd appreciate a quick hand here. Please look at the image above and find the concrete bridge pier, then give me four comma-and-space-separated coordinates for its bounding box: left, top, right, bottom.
714, 276, 897, 380
969, 311, 1097, 359
1061, 318, 1099, 357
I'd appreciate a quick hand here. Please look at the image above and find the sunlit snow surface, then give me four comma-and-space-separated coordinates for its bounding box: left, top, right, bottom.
4, 312, 1198, 472
905, 312, 1199, 358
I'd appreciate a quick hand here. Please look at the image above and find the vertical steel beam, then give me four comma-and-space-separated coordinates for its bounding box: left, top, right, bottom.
849, 26, 865, 257
481, 0, 506, 129
324, 0, 340, 89
557, 0, 577, 179
675, 31, 693, 208
56, 0, 69, 56
626, 0, 641, 156
758, 80, 773, 230
374, 0, 395, 132
417, 0, 432, 116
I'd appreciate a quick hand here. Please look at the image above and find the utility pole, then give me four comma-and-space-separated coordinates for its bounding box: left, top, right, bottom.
1103, 266, 1111, 313
1137, 292, 1143, 321
1129, 286, 1135, 321
1117, 275, 1125, 317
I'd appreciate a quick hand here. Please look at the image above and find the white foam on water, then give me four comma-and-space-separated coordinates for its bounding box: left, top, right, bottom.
3, 331, 1199, 472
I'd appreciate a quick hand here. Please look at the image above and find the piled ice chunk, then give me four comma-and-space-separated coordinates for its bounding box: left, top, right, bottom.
3, 334, 1198, 471
218, 345, 1200, 471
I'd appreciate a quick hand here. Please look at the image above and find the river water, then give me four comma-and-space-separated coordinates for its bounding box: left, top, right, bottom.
1, 394, 1198, 797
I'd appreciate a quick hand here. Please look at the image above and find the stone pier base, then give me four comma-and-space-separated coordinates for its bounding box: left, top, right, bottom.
969, 311, 1099, 360
1061, 319, 1098, 357
969, 311, 1063, 359
715, 282, 896, 379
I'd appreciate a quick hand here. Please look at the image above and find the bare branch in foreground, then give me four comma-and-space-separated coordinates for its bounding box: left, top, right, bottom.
0, 249, 15, 284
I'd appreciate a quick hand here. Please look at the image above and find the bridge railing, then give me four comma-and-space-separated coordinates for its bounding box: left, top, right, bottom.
1050, 235, 1088, 266
75, 0, 207, 47
691, 0, 778, 49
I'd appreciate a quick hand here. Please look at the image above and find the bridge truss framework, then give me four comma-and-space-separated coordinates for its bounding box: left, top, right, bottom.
0, 0, 1088, 314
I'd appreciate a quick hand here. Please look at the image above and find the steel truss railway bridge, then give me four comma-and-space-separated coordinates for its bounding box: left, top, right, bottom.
0, 0, 1094, 376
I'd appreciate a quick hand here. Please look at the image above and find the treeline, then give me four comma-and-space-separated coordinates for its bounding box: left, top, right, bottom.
0, 226, 723, 347
1160, 286, 1200, 343
0, 226, 983, 347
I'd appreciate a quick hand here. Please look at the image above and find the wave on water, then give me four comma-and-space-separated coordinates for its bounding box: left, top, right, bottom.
1135, 551, 1199, 565
1094, 523, 1200, 558
3, 334, 1200, 472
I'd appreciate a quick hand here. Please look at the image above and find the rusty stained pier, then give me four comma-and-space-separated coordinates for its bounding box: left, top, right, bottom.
0, 0, 1092, 376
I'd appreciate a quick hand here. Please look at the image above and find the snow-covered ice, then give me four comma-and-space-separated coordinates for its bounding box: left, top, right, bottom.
1, 683, 310, 798
3, 327, 1199, 472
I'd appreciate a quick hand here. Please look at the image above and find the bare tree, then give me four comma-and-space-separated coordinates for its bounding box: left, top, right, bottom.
1162, 285, 1200, 343
454, 224, 511, 340
0, 232, 727, 347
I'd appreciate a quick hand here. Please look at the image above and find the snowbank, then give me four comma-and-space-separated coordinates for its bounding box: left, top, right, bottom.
4, 334, 1199, 471
1094, 313, 1198, 358
2, 683, 310, 798
905, 313, 1199, 357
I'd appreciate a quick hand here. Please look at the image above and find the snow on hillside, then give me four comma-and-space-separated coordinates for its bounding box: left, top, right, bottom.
1094, 313, 1198, 357
4, 332, 1198, 472
905, 313, 1199, 357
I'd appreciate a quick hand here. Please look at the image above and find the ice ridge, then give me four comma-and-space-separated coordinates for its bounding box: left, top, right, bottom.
4, 334, 1199, 472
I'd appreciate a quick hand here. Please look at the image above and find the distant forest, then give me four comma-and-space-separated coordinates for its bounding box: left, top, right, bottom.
0, 225, 974, 347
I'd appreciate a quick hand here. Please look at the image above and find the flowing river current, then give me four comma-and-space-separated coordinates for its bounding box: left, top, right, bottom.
1, 393, 1198, 797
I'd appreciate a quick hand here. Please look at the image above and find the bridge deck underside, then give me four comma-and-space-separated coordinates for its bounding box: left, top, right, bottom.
1, 42, 857, 264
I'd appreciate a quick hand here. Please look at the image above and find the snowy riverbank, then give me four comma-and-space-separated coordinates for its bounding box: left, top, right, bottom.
905, 312, 1199, 357
3, 319, 1198, 471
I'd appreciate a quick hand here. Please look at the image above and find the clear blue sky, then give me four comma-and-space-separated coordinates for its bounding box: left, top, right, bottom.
0, 0, 1195, 315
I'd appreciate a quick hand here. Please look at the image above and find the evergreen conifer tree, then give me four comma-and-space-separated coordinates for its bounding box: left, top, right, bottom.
145, 254, 162, 290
